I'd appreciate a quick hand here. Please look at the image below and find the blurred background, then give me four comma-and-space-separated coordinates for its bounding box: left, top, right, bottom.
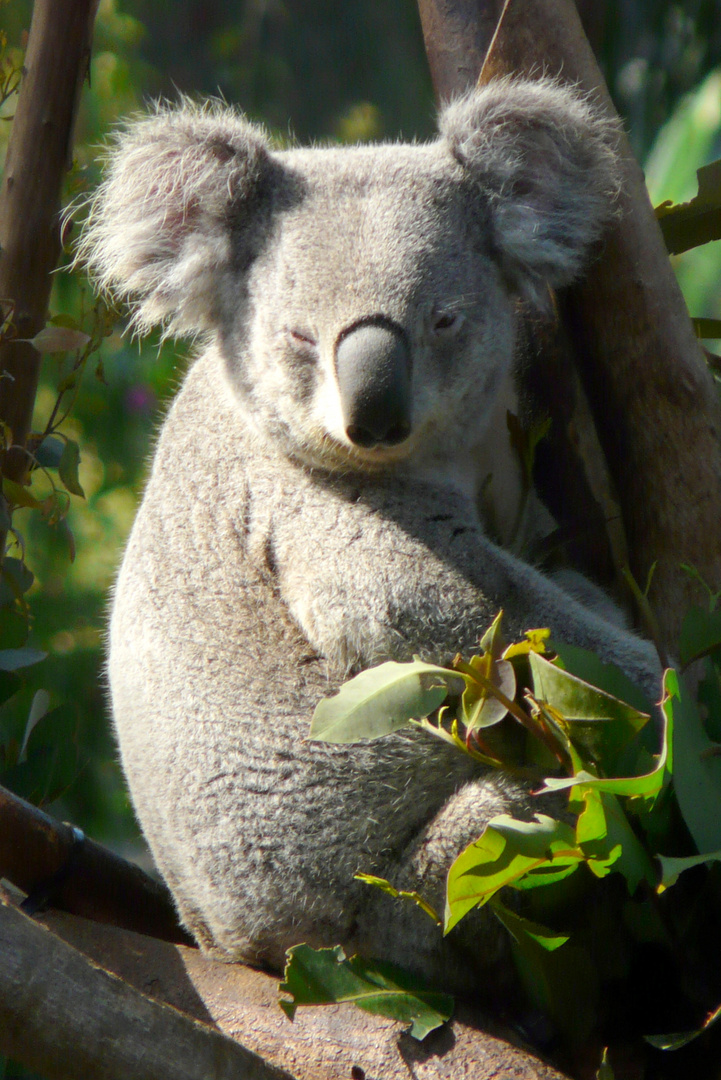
0, 0, 721, 857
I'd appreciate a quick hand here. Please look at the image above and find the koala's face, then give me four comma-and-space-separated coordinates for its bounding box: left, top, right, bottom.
227, 143, 516, 472
81, 79, 620, 476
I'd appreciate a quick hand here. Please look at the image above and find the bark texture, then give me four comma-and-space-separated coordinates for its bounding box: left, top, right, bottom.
0, 0, 98, 482
419, 0, 721, 652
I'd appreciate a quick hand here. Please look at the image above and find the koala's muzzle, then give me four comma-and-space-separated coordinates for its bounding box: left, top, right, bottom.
335, 320, 412, 449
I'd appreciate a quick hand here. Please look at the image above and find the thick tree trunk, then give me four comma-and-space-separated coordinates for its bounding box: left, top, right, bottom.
418, 0, 721, 653
0, 899, 571, 1080
0, 0, 98, 486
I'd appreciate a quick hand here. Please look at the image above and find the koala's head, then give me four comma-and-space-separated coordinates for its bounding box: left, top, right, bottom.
81, 79, 620, 473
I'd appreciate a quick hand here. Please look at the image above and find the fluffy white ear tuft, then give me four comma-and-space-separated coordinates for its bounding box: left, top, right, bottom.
77, 100, 272, 336
439, 77, 622, 307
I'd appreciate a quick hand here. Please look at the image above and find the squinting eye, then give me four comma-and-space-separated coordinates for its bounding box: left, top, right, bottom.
286, 328, 318, 349
432, 311, 463, 334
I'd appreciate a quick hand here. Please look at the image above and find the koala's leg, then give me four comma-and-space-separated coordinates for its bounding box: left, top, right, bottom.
355, 774, 535, 999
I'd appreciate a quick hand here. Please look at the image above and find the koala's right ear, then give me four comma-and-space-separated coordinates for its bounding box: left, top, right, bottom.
78, 102, 272, 335
439, 78, 622, 309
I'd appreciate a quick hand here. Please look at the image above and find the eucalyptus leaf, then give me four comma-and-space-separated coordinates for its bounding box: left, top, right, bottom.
667, 668, 721, 853
657, 850, 721, 890
529, 652, 650, 724
34, 435, 65, 469
279, 943, 453, 1040
445, 814, 585, 933
0, 647, 47, 672
309, 659, 456, 743
58, 439, 85, 498
645, 1000, 721, 1051
678, 604, 721, 669
490, 897, 569, 952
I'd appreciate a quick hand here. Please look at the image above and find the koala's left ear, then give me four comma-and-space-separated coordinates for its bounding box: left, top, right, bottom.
78, 100, 274, 335
439, 78, 621, 307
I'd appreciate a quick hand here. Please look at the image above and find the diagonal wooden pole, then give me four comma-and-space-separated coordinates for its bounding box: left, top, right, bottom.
418, 0, 721, 652
0, 0, 99, 493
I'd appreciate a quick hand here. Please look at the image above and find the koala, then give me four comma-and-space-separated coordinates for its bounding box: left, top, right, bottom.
81, 78, 661, 999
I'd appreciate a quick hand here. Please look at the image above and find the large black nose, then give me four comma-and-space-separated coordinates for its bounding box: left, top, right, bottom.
335, 320, 412, 449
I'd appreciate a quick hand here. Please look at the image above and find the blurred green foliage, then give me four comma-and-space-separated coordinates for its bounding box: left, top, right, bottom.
1, 0, 721, 858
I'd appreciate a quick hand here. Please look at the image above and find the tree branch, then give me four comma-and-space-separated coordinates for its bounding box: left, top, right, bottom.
0, 899, 293, 1080
0, 783, 192, 944
0, 0, 98, 488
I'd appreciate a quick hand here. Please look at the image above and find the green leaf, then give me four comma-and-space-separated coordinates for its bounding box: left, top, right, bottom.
693, 317, 721, 340
23, 326, 91, 353
461, 654, 515, 731
529, 652, 650, 724
657, 850, 721, 891
58, 439, 85, 498
551, 641, 654, 717
279, 944, 453, 1040
0, 671, 21, 707
355, 873, 441, 924
645, 1000, 721, 1051
490, 897, 569, 951
0, 609, 28, 650
1, 557, 34, 601
309, 660, 456, 743
574, 787, 656, 892
491, 897, 598, 1045
668, 669, 721, 853
0, 647, 47, 672
0, 702, 80, 806
445, 814, 585, 933
2, 478, 42, 510
678, 604, 721, 668
596, 1047, 615, 1079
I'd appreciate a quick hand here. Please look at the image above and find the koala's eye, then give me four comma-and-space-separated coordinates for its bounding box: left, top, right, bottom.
285, 328, 318, 352
431, 311, 464, 335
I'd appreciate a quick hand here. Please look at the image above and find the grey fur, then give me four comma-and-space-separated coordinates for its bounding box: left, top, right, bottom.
81, 79, 659, 996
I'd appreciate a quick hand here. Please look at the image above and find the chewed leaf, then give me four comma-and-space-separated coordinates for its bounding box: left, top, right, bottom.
309, 660, 458, 743
280, 943, 453, 1040
445, 814, 585, 933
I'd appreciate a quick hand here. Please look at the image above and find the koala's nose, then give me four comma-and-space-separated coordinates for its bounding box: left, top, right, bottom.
335, 320, 412, 449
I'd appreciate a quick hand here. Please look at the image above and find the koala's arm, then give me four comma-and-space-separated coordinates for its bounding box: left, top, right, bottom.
270, 469, 662, 695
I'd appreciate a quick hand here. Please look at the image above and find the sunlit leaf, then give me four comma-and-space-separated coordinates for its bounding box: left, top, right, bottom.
529, 652, 650, 724
445, 814, 585, 933
279, 943, 453, 1040
310, 660, 457, 743
355, 873, 441, 924
490, 897, 569, 951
